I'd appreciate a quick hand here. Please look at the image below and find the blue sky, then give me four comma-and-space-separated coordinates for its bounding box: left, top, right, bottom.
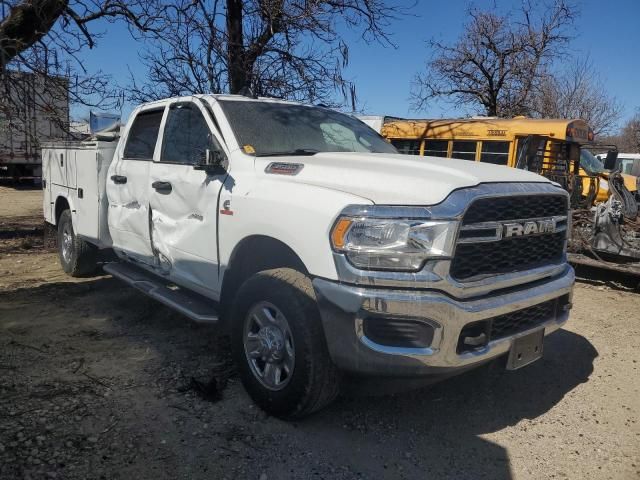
74, 0, 640, 129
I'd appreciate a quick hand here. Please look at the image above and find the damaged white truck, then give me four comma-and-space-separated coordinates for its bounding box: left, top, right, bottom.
43, 95, 574, 418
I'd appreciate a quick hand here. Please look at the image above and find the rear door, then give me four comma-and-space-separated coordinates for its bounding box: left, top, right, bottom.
147, 100, 228, 297
107, 106, 165, 264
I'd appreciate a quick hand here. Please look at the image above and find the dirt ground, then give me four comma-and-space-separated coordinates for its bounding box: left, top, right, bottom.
0, 185, 638, 480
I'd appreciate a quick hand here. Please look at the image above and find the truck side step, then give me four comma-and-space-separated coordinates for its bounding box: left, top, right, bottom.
103, 262, 219, 322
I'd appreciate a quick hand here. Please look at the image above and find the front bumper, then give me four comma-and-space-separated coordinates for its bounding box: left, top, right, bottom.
313, 265, 574, 377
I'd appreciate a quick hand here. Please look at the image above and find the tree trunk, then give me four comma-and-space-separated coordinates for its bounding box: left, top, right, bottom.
486, 101, 498, 117
0, 0, 69, 71
226, 0, 246, 94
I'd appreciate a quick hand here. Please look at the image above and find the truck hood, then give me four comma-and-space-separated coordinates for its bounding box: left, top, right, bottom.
259, 152, 551, 205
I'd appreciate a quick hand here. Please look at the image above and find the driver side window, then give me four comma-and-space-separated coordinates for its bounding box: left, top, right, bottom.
160, 103, 222, 165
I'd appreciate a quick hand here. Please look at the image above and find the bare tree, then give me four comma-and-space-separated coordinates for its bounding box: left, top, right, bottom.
618, 113, 640, 152
129, 0, 409, 106
411, 1, 575, 117
0, 0, 162, 179
601, 112, 640, 152
531, 57, 621, 135
1, 0, 162, 115
0, 1, 160, 70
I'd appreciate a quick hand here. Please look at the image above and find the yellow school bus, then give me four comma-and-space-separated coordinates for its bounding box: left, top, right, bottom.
374, 116, 637, 205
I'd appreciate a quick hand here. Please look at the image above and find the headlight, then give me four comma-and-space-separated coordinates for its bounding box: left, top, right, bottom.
330, 214, 458, 271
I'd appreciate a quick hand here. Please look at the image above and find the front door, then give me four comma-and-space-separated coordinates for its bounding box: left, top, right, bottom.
147, 100, 228, 298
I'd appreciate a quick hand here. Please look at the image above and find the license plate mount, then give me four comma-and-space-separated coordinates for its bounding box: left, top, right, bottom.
506, 329, 544, 370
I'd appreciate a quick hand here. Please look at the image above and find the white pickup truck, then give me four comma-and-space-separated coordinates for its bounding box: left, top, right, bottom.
42, 95, 574, 418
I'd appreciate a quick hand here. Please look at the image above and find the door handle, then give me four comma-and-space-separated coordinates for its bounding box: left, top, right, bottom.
152, 180, 172, 194
110, 175, 127, 184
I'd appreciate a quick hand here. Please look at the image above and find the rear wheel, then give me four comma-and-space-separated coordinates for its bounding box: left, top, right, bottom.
231, 268, 340, 419
57, 209, 97, 277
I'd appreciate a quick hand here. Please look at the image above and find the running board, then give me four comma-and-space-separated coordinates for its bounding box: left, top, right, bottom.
103, 262, 219, 322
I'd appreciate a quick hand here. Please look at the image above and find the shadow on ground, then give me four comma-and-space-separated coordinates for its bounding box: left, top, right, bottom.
306, 327, 597, 479
0, 180, 41, 190
0, 277, 598, 480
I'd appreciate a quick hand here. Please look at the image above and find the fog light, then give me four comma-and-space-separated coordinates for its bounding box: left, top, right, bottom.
362, 317, 435, 349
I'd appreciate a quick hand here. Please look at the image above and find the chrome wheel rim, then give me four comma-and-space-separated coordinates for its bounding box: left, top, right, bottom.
61, 223, 73, 263
243, 301, 295, 391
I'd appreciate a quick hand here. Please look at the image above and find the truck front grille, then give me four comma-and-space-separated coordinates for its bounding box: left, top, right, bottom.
450, 194, 568, 281
461, 195, 567, 224
451, 232, 565, 280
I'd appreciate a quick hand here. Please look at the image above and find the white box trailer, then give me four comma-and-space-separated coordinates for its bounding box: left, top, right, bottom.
1, 72, 70, 181
42, 141, 116, 248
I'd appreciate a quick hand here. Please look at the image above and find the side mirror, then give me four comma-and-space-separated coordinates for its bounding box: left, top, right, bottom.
603, 150, 618, 170
195, 148, 226, 173
205, 148, 220, 166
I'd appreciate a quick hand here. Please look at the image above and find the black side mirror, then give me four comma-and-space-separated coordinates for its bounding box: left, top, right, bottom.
195, 148, 226, 173
208, 148, 228, 167
603, 150, 618, 170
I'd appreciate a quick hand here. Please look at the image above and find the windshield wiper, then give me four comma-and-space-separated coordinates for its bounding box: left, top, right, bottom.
257, 148, 319, 157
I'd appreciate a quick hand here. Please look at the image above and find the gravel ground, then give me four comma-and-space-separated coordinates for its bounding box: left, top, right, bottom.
0, 185, 638, 480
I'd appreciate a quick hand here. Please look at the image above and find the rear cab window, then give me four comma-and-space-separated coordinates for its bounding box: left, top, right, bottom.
123, 109, 164, 160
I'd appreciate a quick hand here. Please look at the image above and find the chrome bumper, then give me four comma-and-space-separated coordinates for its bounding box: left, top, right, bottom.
313, 265, 574, 377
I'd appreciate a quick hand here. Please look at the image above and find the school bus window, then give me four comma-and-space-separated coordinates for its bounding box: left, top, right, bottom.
424, 140, 448, 157
451, 141, 477, 161
480, 141, 510, 165
390, 139, 421, 155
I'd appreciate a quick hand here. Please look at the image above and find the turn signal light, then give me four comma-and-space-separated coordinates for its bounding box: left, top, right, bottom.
331, 218, 353, 249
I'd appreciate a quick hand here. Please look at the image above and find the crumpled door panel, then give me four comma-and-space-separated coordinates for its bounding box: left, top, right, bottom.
148, 163, 224, 295
106, 158, 155, 263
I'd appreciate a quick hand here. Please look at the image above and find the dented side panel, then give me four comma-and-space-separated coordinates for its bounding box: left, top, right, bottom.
106, 103, 168, 265
107, 158, 155, 264
147, 162, 225, 296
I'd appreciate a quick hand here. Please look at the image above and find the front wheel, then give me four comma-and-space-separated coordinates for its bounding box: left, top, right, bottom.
57, 209, 97, 277
231, 268, 340, 419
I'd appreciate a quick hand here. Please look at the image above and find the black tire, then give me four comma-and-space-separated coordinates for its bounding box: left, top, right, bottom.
57, 209, 98, 277
231, 268, 341, 419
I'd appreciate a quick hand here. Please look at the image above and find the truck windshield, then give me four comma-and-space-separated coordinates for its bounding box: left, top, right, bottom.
580, 149, 605, 174
218, 100, 398, 156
